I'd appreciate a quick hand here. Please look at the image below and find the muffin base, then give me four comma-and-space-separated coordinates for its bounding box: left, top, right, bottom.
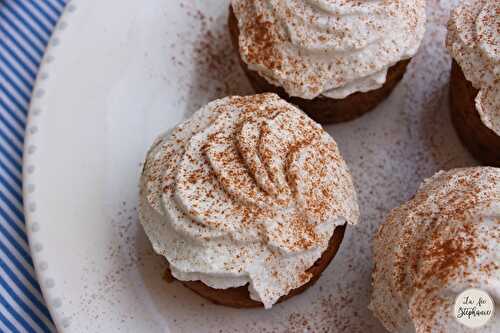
228, 6, 411, 124
450, 60, 500, 167
164, 224, 346, 308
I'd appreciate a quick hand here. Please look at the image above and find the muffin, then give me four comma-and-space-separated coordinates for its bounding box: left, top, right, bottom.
228, 0, 426, 124
370, 167, 500, 332
447, 0, 499, 166
139, 93, 359, 308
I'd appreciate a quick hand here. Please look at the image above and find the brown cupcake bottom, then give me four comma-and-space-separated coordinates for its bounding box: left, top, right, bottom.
164, 224, 346, 308
450, 60, 500, 167
228, 7, 411, 124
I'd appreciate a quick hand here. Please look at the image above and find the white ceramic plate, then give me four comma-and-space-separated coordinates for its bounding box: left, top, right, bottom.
24, 0, 474, 332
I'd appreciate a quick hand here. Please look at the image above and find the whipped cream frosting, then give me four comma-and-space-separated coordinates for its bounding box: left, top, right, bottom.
139, 93, 359, 308
370, 167, 500, 332
447, 0, 500, 136
231, 0, 426, 99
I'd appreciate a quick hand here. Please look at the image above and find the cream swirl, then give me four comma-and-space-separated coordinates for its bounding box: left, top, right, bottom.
447, 0, 500, 136
370, 167, 500, 332
231, 0, 426, 99
139, 94, 359, 308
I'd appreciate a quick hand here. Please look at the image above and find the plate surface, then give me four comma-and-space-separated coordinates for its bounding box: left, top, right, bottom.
24, 0, 473, 332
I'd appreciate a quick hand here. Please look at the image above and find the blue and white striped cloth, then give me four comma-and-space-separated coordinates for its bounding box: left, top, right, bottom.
1, 1, 67, 332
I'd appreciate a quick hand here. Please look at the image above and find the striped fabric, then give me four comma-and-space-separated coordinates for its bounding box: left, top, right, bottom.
1, 0, 67, 332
